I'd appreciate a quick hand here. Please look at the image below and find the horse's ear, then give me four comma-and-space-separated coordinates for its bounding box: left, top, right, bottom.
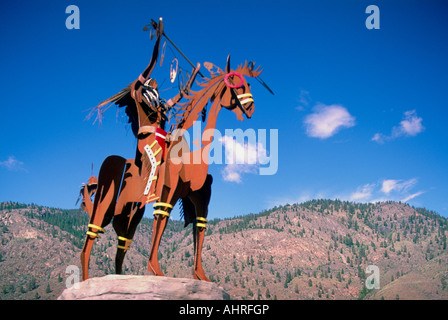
226, 54, 231, 73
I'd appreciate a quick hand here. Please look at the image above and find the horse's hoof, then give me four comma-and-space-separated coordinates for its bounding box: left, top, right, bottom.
148, 261, 165, 276
193, 271, 211, 282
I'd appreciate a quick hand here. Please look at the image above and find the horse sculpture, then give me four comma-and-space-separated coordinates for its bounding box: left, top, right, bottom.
80, 19, 262, 282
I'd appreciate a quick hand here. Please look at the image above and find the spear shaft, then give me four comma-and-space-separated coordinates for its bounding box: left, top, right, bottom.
144, 19, 274, 95
147, 19, 205, 78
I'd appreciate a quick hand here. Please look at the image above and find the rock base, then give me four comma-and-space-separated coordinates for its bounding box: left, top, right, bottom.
58, 275, 230, 300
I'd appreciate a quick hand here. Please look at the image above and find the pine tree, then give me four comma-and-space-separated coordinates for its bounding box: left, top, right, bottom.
265, 288, 271, 299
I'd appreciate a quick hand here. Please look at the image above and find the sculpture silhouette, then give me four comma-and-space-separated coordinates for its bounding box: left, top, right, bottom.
79, 18, 262, 282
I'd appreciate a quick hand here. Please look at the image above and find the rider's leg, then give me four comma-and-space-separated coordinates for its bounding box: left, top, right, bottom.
136, 132, 164, 207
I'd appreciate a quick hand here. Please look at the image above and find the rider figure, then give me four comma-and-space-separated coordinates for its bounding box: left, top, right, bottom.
133, 77, 168, 207
88, 18, 199, 209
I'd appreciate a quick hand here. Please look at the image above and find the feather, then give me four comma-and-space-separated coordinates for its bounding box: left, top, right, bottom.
86, 81, 160, 138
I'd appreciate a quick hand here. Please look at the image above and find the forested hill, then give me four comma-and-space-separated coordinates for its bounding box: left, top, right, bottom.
0, 200, 447, 300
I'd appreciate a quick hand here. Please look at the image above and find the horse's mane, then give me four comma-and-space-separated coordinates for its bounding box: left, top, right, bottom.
172, 73, 225, 130
172, 61, 262, 131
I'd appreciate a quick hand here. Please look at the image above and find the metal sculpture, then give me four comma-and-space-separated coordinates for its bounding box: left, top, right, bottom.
79, 18, 263, 282
76, 166, 97, 216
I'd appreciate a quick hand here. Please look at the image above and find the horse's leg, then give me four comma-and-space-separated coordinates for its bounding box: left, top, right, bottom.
80, 235, 96, 281
190, 174, 213, 282
113, 202, 145, 275
147, 203, 171, 276
147, 153, 186, 276
80, 156, 125, 281
147, 179, 180, 276
81, 185, 115, 280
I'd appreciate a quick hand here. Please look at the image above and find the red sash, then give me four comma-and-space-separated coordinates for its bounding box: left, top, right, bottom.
154, 127, 167, 159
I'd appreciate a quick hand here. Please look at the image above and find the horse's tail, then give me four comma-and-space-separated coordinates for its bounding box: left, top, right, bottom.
179, 174, 213, 228
180, 196, 195, 228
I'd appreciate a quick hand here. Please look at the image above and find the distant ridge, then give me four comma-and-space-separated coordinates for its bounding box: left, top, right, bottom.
0, 200, 447, 300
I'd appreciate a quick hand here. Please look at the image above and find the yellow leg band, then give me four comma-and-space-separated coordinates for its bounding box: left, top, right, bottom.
153, 147, 162, 157
153, 209, 170, 217
118, 236, 133, 242
196, 217, 208, 222
117, 245, 130, 250
86, 231, 99, 238
88, 224, 105, 233
196, 223, 207, 228
153, 202, 173, 209
149, 140, 157, 149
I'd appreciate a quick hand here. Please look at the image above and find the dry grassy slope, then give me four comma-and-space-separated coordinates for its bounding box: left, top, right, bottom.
0, 200, 447, 300
0, 206, 81, 299
370, 252, 448, 300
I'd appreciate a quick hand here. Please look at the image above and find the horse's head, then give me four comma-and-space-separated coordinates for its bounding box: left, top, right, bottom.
205, 56, 262, 121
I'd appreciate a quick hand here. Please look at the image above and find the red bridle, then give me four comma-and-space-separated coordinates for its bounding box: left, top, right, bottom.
224, 71, 244, 89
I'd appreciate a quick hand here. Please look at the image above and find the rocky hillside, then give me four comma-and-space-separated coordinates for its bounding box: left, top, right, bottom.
0, 200, 447, 300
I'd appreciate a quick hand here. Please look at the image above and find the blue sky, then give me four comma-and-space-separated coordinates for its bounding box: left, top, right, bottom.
1, 0, 447, 220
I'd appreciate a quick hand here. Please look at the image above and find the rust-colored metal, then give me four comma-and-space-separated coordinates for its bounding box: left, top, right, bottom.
79, 18, 262, 282
77, 175, 98, 218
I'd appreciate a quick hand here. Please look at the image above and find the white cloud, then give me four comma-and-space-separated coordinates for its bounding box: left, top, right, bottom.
381, 178, 417, 194
381, 179, 398, 194
221, 164, 256, 183
220, 136, 267, 183
304, 104, 356, 139
371, 133, 386, 144
221, 136, 265, 165
398, 110, 425, 136
268, 177, 425, 209
296, 89, 311, 111
401, 191, 425, 203
266, 190, 330, 209
0, 156, 25, 171
372, 110, 424, 143
350, 183, 375, 202
339, 178, 424, 204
